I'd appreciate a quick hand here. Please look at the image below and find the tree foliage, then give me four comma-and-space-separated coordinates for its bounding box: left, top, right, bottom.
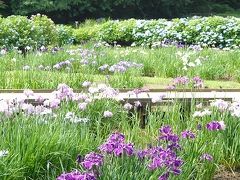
1, 0, 240, 22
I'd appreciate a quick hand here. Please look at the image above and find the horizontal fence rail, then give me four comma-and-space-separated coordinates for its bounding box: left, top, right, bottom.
1, 88, 240, 93
1, 89, 239, 128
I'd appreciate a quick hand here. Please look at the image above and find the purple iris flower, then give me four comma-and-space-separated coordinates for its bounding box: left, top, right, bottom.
81, 152, 104, 170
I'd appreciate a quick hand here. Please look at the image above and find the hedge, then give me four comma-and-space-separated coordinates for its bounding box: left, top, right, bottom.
1, 15, 240, 50
74, 16, 240, 48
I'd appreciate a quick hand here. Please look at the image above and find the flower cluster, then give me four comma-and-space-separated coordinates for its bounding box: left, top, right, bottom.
99, 132, 134, 156
167, 76, 204, 89
137, 125, 184, 179
193, 109, 212, 118
81, 152, 104, 170
53, 59, 73, 70
159, 126, 180, 150
99, 61, 143, 73
176, 51, 206, 70
210, 99, 229, 111
65, 112, 89, 123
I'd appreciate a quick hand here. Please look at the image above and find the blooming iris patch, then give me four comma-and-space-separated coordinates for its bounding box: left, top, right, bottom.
137, 125, 183, 179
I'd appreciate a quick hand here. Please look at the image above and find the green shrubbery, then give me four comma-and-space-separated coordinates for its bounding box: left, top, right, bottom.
1, 15, 240, 49
73, 23, 100, 43
56, 25, 74, 46
74, 16, 240, 48
0, 14, 74, 49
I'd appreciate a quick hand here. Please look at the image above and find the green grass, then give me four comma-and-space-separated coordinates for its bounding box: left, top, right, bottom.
0, 70, 239, 90
1, 43, 240, 179
0, 97, 240, 179
0, 44, 240, 89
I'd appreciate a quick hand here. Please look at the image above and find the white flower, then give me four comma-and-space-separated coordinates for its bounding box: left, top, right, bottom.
134, 101, 142, 107
79, 102, 88, 111
70, 117, 89, 123
193, 109, 211, 118
196, 103, 203, 109
82, 81, 91, 87
23, 65, 30, 70
65, 112, 75, 119
23, 89, 34, 97
0, 150, 9, 157
88, 87, 99, 94
193, 111, 202, 118
103, 111, 113, 118
201, 109, 212, 116
219, 121, 226, 130
210, 99, 229, 111
0, 49, 7, 55
123, 103, 133, 110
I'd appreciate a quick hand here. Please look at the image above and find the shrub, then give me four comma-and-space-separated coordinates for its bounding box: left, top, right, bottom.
30, 14, 57, 47
0, 14, 58, 50
98, 19, 136, 45
94, 16, 240, 48
73, 24, 100, 43
56, 25, 75, 46
0, 16, 34, 49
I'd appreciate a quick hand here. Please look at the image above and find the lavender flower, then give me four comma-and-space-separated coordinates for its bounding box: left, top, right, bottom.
181, 130, 196, 139
98, 64, 109, 71
200, 153, 213, 161
23, 89, 34, 97
206, 121, 225, 131
134, 101, 142, 107
43, 98, 61, 109
152, 94, 166, 103
192, 76, 203, 88
79, 102, 88, 111
173, 76, 189, 86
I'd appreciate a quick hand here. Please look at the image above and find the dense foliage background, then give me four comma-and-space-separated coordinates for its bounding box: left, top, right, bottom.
0, 0, 240, 23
